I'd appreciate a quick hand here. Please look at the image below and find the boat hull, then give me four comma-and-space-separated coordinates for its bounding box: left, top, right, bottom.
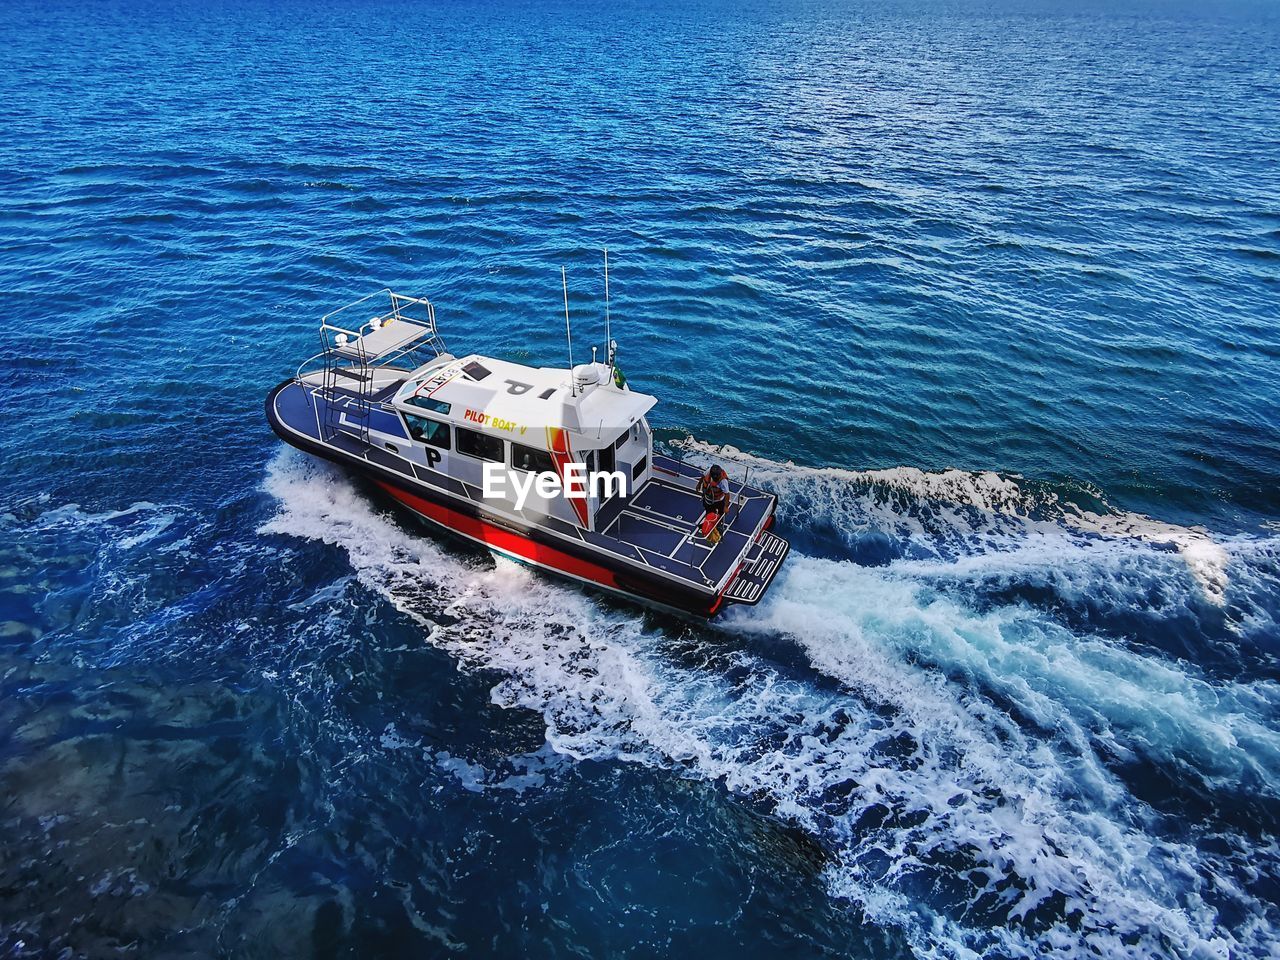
265, 380, 731, 616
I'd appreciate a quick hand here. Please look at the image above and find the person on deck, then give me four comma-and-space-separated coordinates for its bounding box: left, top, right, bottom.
697, 465, 732, 521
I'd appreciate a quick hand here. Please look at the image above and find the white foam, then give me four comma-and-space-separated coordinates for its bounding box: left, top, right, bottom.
729, 553, 1280, 951
26, 498, 184, 556
33, 500, 165, 527
676, 439, 1236, 604
259, 449, 1280, 959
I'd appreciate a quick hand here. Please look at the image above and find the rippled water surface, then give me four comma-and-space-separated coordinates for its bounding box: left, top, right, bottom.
2, 0, 1279, 957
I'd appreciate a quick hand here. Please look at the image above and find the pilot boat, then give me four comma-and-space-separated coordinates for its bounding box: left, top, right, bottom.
265, 287, 789, 617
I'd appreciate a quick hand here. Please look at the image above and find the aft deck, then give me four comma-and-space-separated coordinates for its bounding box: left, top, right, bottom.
597, 457, 774, 581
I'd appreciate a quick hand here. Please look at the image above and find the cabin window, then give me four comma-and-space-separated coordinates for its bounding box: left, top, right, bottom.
407, 395, 451, 415
456, 427, 504, 463
511, 442, 554, 474
614, 432, 628, 451
404, 414, 450, 449
632, 456, 647, 481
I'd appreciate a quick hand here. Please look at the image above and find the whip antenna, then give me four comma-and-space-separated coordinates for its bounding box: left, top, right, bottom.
563, 267, 575, 396
603, 248, 611, 370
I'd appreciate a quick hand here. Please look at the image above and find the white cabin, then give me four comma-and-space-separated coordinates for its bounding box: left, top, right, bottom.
364, 352, 656, 531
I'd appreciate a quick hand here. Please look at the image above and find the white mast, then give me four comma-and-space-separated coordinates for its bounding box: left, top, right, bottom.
603, 248, 612, 373
563, 267, 576, 397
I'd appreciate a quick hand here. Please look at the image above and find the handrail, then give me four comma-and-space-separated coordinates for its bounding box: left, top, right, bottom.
693, 483, 773, 590
305, 289, 447, 446
318, 289, 445, 364
296, 352, 327, 383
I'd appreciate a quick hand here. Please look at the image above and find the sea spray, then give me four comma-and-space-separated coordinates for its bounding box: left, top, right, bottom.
674, 438, 1233, 602
261, 449, 1280, 959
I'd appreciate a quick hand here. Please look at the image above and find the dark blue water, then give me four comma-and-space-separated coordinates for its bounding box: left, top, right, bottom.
2, 1, 1279, 957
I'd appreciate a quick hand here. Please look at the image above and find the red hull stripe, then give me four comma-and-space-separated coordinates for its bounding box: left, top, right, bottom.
545, 426, 590, 527
375, 481, 622, 589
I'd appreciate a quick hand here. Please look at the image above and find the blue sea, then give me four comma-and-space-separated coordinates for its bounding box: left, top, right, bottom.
2, 0, 1279, 957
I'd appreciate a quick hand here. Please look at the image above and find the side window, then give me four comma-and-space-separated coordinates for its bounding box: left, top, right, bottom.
456, 427, 504, 463
407, 395, 451, 415
404, 414, 450, 449
614, 432, 628, 451
632, 456, 648, 481
511, 442, 554, 474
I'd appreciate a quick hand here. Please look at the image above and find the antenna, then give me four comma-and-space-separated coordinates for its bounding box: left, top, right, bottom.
603, 248, 611, 370
562, 267, 575, 396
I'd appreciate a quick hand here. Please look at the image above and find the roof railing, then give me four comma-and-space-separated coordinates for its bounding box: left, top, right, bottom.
307, 289, 449, 444
319, 289, 447, 364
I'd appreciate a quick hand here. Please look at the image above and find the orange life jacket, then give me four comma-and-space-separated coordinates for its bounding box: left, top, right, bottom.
700, 472, 728, 509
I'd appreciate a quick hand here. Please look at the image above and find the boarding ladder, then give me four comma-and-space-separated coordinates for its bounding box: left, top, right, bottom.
316, 290, 447, 444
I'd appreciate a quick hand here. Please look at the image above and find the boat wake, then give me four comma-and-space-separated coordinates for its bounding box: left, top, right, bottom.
676, 439, 1236, 604
261, 447, 1280, 960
